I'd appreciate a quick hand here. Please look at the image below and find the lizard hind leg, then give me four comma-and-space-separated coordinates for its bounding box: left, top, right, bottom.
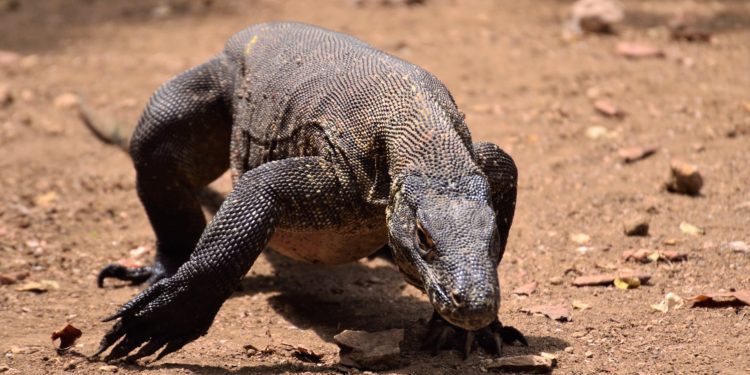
98, 56, 233, 287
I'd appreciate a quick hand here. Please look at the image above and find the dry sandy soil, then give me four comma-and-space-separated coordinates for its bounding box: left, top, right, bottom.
1, 0, 749, 374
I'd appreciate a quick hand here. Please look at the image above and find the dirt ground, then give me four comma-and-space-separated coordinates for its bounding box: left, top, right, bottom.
1, 0, 749, 374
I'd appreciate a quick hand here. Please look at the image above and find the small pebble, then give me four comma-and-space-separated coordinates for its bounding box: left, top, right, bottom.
549, 276, 564, 285
623, 215, 649, 236
585, 350, 594, 358
564, 346, 574, 354
665, 160, 703, 196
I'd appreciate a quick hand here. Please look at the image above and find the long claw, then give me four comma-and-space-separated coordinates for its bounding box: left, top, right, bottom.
501, 325, 528, 346
93, 320, 126, 357
127, 337, 169, 362
492, 332, 503, 356
463, 331, 474, 360
105, 333, 148, 361
155, 337, 191, 361
432, 327, 451, 356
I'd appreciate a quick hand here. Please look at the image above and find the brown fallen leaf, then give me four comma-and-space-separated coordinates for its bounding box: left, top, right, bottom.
616, 42, 664, 59
690, 290, 750, 308
51, 324, 82, 350
593, 99, 624, 118
512, 282, 537, 296
618, 145, 658, 163
520, 304, 571, 322
573, 273, 651, 287
0, 274, 16, 285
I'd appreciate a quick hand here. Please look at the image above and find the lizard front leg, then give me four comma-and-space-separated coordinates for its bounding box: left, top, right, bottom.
94, 156, 346, 361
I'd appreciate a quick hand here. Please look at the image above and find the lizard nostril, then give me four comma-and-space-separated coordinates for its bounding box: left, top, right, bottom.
450, 291, 465, 307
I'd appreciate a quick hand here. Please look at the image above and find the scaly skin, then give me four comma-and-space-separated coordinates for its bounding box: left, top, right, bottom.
92, 22, 525, 362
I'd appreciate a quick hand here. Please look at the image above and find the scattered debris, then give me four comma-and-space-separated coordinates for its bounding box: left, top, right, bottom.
520, 304, 571, 322
614, 276, 641, 289
622, 215, 649, 236
572, 300, 590, 310
33, 191, 58, 207
690, 290, 750, 308
616, 42, 664, 59
723, 241, 749, 253
512, 282, 538, 297
53, 93, 79, 110
570, 233, 591, 244
482, 354, 556, 373
669, 13, 711, 42
679, 222, 704, 236
333, 329, 404, 370
622, 249, 687, 263
573, 273, 651, 287
568, 0, 624, 34
651, 292, 684, 313
279, 343, 323, 363
618, 145, 658, 163
0, 274, 16, 285
585, 126, 609, 139
51, 324, 82, 350
16, 280, 59, 293
593, 99, 624, 118
666, 160, 703, 196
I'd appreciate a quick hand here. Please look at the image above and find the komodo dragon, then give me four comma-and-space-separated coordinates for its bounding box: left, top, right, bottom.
91, 21, 526, 362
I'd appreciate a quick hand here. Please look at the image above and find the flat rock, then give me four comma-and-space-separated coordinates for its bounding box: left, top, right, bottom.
482, 354, 556, 373
333, 329, 404, 370
665, 160, 703, 196
616, 42, 664, 59
622, 215, 649, 236
724, 241, 750, 253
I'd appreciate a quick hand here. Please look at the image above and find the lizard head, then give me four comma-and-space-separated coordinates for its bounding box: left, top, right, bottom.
386, 173, 501, 331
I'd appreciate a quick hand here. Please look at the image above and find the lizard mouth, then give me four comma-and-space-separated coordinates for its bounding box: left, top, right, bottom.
426, 280, 498, 331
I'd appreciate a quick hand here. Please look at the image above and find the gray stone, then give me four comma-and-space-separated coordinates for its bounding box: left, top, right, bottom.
334, 329, 404, 370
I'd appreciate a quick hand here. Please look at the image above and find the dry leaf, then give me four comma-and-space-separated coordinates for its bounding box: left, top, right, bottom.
614, 276, 641, 289
651, 292, 684, 313
51, 324, 83, 350
16, 280, 59, 293
573, 273, 651, 287
520, 304, 571, 322
680, 222, 704, 235
33, 192, 58, 207
572, 300, 590, 310
512, 282, 538, 296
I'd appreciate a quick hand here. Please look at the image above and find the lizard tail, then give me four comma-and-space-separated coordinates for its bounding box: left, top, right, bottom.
78, 96, 225, 215
78, 95, 131, 152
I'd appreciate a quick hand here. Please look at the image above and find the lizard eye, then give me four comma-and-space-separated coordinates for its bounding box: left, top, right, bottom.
415, 220, 436, 261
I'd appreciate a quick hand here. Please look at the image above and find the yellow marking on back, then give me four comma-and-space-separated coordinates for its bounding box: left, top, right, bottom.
244, 35, 259, 56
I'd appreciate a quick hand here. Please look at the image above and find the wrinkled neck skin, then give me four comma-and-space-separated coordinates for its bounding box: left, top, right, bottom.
385, 169, 502, 331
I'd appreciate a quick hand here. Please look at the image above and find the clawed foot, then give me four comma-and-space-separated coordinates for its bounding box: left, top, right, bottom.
93, 275, 222, 362
423, 312, 527, 358
97, 260, 172, 288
